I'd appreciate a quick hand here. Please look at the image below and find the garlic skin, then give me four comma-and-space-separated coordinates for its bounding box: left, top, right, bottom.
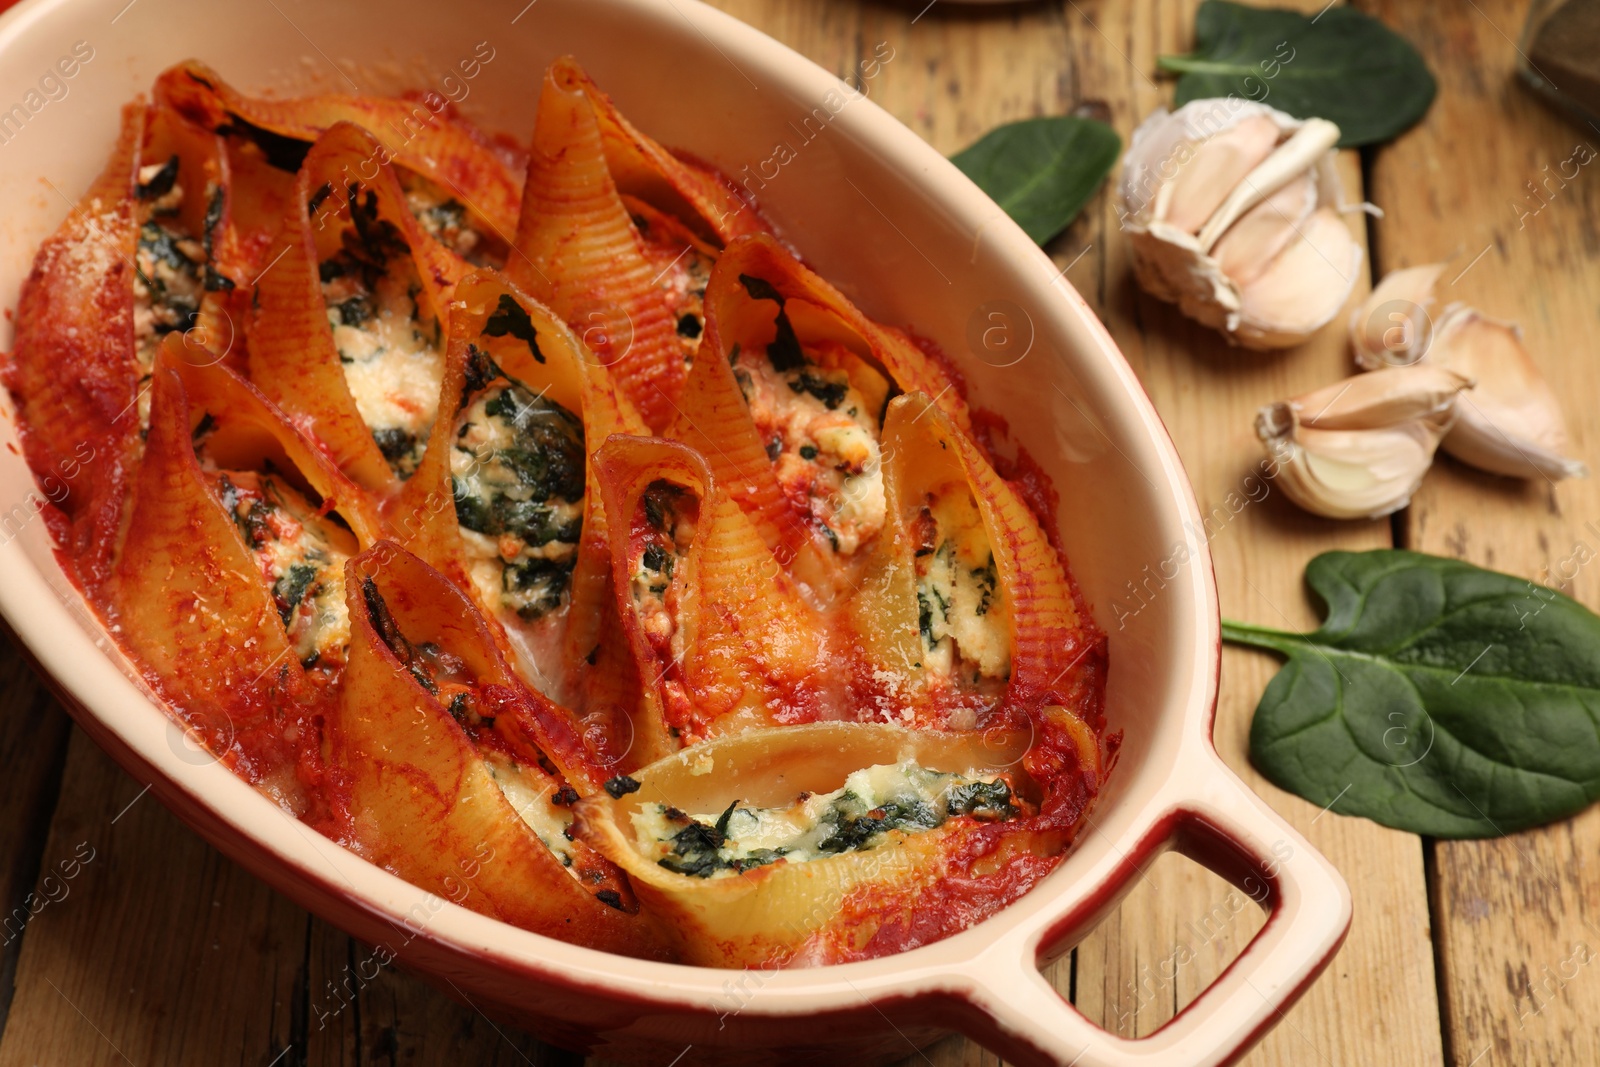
1256, 365, 1472, 519
1121, 100, 1363, 350
1347, 264, 1586, 480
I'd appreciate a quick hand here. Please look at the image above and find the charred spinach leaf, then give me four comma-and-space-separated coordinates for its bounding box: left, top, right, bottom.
483, 293, 544, 362
1227, 550, 1600, 838
737, 274, 805, 371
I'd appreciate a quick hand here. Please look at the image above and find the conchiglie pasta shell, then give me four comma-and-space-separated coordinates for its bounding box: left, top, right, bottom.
594, 435, 835, 747
154, 60, 522, 238
573, 721, 1048, 967
876, 394, 1102, 717
247, 122, 469, 495
858, 395, 1107, 822
2, 103, 143, 592
333, 544, 668, 959
673, 233, 968, 592
506, 59, 692, 430
140, 103, 254, 376
388, 271, 652, 761
112, 341, 382, 806
561, 56, 766, 245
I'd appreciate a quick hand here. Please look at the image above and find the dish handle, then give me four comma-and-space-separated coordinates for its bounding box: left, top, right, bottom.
962, 760, 1351, 1067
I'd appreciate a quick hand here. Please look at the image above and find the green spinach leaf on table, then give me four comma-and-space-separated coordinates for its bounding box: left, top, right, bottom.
950, 116, 1120, 246
1225, 549, 1600, 838
1160, 0, 1436, 147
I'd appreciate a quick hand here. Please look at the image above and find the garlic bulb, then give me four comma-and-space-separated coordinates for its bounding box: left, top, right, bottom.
1256, 365, 1472, 519
1121, 99, 1363, 350
1348, 265, 1586, 480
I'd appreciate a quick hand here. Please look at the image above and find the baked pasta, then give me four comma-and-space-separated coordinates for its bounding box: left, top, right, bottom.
2, 57, 1111, 967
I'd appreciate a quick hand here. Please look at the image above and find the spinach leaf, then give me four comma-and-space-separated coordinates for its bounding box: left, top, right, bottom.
949, 115, 1120, 246
736, 274, 805, 371
1226, 550, 1600, 838
1159, 1, 1435, 148
483, 293, 544, 363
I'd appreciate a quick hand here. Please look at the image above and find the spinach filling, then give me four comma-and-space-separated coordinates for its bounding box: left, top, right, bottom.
211, 471, 349, 667
319, 181, 443, 480
452, 374, 586, 621
642, 764, 1019, 879
737, 272, 805, 371
632, 481, 695, 606
272, 562, 321, 628
787, 371, 849, 410
135, 220, 203, 349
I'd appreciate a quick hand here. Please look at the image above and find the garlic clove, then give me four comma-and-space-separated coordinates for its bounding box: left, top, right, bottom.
1195, 118, 1342, 252
1256, 364, 1470, 520
1349, 262, 1445, 369
1211, 172, 1316, 288
1265, 422, 1441, 520
1157, 114, 1282, 235
1234, 207, 1362, 350
1288, 363, 1473, 431
1426, 306, 1587, 480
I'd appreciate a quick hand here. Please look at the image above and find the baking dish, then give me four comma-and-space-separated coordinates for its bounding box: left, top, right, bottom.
0, 0, 1350, 1062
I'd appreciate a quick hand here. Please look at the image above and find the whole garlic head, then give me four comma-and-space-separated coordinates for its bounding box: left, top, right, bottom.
1256, 365, 1472, 520
1348, 264, 1586, 481
1121, 99, 1363, 350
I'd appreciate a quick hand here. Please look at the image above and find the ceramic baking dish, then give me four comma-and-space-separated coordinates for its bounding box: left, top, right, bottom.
0, 0, 1350, 1062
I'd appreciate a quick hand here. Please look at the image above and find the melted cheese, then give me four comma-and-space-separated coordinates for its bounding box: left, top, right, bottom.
323, 252, 442, 478
737, 345, 885, 555
914, 485, 1011, 681
483, 754, 576, 868
206, 469, 353, 666
631, 760, 1015, 879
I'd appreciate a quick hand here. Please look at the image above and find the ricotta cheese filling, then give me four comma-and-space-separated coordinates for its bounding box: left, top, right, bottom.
133, 161, 207, 429
631, 760, 1017, 879
451, 361, 586, 622
402, 172, 497, 265
628, 480, 698, 657
321, 235, 443, 479
205, 469, 353, 667
483, 753, 578, 868
911, 485, 1012, 683
735, 330, 886, 557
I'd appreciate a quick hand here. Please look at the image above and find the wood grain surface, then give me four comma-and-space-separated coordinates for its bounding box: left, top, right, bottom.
0, 0, 1590, 1064
1364, 0, 1600, 1063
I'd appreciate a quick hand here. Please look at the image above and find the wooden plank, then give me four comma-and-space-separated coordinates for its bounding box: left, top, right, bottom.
1362, 0, 1600, 1062
0, 729, 304, 1067
0, 5, 1461, 1064
0, 633, 73, 1033
1059, 1, 1443, 1058
303, 915, 578, 1066
684, 2, 1442, 1065
0, 722, 576, 1065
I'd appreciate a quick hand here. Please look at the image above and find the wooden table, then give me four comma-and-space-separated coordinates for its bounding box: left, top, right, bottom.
1, 0, 1594, 1063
